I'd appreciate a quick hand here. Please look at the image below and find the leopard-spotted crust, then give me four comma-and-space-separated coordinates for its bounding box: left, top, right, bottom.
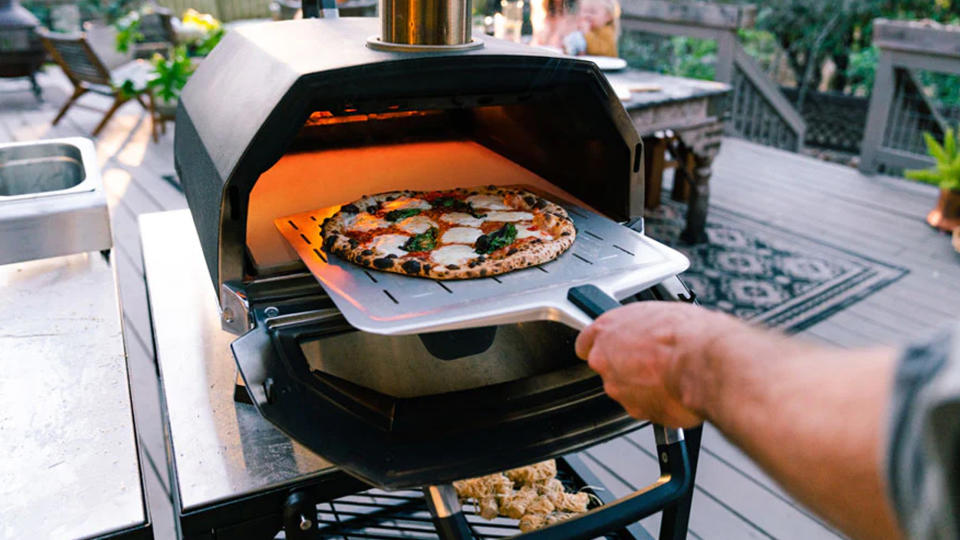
321, 186, 576, 280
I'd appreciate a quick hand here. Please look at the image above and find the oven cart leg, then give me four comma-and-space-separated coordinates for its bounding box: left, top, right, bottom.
560, 454, 656, 540
424, 484, 474, 540
283, 490, 318, 540
657, 425, 702, 540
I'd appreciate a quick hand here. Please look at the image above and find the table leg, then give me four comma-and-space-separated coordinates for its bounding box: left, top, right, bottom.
680, 150, 714, 244
670, 121, 722, 245
643, 136, 667, 210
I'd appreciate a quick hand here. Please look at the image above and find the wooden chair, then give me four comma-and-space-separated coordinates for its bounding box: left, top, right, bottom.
38, 29, 153, 137
135, 8, 177, 59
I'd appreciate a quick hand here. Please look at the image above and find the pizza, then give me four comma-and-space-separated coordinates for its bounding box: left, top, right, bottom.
320, 186, 576, 280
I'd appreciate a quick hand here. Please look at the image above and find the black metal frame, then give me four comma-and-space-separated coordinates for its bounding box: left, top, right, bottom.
212, 277, 701, 540
169, 443, 701, 540
231, 290, 641, 489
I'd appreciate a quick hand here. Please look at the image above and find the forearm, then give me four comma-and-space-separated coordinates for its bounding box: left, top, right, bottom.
680, 321, 901, 539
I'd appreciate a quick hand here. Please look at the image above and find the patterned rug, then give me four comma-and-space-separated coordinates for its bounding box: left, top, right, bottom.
644, 201, 909, 332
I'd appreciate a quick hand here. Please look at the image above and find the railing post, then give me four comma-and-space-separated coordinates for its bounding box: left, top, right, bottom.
714, 30, 736, 84
618, 0, 805, 151
859, 48, 896, 174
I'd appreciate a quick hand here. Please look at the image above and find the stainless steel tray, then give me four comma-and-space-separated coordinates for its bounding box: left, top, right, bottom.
0, 138, 111, 264
276, 193, 688, 335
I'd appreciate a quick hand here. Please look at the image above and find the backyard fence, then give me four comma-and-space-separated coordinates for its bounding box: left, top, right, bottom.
860, 19, 960, 175
620, 0, 806, 152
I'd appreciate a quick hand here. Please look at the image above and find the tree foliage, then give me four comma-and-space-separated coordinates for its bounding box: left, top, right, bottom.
741, 0, 960, 95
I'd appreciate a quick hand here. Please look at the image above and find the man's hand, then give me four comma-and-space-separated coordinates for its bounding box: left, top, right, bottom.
575, 302, 737, 428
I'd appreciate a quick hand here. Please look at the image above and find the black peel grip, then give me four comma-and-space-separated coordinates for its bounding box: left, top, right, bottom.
568, 284, 623, 319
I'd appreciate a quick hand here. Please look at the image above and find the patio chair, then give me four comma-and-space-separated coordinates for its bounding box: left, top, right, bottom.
38, 29, 153, 138
134, 8, 177, 59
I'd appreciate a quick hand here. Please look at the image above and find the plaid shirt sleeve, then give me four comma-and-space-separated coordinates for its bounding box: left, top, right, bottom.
887, 322, 960, 539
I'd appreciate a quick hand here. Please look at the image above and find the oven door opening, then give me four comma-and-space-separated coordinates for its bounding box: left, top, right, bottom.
245, 91, 635, 279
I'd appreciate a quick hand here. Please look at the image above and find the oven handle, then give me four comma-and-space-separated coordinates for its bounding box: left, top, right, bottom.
302, 0, 338, 19
502, 284, 693, 539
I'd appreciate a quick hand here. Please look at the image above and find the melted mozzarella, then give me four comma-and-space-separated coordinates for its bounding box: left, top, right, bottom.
442, 227, 483, 244
431, 245, 477, 266
466, 194, 511, 210
485, 211, 534, 222
381, 197, 432, 212
396, 215, 436, 234
516, 224, 550, 240
364, 234, 410, 258
440, 212, 484, 227
345, 213, 388, 232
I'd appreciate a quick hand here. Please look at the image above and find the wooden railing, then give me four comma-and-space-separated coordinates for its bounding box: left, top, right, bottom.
620, 0, 806, 151
154, 0, 272, 22
859, 19, 960, 174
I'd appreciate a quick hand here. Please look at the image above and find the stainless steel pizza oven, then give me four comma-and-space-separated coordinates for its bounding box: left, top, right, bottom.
174, 5, 694, 528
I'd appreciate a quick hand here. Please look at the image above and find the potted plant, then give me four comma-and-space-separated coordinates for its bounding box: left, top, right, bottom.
146, 45, 194, 115
906, 128, 960, 232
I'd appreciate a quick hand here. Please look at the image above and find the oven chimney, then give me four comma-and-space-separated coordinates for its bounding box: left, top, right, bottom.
379, 0, 476, 49
303, 0, 479, 51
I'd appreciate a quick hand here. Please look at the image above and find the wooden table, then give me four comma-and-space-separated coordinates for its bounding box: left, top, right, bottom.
606, 69, 730, 244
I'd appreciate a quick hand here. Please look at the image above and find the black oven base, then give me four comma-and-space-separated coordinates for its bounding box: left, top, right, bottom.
173, 439, 701, 540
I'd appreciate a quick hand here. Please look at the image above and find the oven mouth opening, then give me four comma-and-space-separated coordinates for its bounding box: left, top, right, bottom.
242, 87, 634, 280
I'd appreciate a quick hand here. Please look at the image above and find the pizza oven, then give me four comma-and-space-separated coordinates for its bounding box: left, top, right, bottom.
175, 2, 696, 536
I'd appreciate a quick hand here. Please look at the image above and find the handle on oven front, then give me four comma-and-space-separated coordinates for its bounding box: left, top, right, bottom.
503, 284, 693, 540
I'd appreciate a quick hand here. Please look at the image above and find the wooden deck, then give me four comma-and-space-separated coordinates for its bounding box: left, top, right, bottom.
3, 68, 959, 540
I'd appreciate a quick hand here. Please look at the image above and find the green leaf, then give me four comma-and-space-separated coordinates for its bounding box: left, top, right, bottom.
474, 223, 518, 254
923, 132, 949, 164
385, 208, 421, 221
946, 127, 957, 161
943, 176, 960, 192
401, 227, 438, 252
905, 168, 943, 186
432, 196, 486, 218
147, 45, 193, 102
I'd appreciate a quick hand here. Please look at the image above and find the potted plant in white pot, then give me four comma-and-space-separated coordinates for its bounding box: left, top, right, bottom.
906, 128, 960, 233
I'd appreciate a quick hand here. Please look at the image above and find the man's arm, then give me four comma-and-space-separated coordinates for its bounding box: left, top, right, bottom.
575, 302, 901, 540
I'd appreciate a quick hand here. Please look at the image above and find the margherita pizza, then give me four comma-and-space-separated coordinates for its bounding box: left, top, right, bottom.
320, 186, 576, 280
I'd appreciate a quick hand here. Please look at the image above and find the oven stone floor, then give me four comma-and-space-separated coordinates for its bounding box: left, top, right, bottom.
3, 68, 959, 540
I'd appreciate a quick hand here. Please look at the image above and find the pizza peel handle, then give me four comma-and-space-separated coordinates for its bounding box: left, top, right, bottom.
516, 285, 694, 539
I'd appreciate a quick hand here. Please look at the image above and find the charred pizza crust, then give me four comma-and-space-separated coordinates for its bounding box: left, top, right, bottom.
321, 186, 576, 280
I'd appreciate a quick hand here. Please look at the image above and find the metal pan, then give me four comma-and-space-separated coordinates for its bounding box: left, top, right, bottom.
275, 188, 689, 335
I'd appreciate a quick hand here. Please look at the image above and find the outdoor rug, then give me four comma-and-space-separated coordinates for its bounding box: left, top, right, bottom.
644, 201, 909, 333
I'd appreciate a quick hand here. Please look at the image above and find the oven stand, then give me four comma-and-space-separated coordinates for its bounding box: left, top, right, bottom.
424, 426, 695, 540
225, 277, 701, 540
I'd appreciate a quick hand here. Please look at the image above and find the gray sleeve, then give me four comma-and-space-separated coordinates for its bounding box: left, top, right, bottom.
887, 322, 960, 539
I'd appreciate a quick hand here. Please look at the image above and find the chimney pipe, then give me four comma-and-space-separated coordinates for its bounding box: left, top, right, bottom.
369, 0, 482, 51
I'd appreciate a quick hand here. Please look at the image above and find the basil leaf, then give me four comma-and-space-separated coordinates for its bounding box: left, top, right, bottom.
433, 197, 486, 218
474, 223, 517, 254
386, 208, 422, 221
401, 227, 438, 252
